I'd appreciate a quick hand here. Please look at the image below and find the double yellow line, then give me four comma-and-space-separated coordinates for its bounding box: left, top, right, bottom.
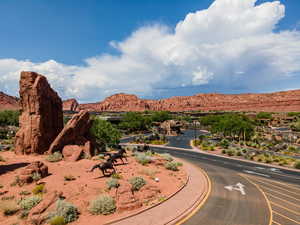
176, 167, 212, 225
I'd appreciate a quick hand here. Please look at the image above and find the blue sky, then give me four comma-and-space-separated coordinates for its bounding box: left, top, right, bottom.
0, 0, 300, 102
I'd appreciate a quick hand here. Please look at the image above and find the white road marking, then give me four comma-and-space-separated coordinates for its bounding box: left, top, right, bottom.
243, 170, 270, 178
224, 182, 246, 195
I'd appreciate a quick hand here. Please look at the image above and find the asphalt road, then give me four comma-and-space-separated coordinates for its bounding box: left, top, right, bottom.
128, 129, 300, 225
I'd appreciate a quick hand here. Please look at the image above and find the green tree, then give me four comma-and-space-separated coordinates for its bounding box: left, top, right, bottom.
150, 111, 172, 122
291, 119, 300, 132
119, 112, 151, 133
90, 118, 121, 147
0, 110, 20, 126
256, 112, 272, 119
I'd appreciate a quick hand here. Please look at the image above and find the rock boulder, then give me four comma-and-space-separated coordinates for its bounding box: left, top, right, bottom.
48, 110, 96, 157
15, 71, 63, 154
19, 161, 49, 184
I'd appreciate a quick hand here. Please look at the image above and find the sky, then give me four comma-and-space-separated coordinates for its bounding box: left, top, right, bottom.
0, 0, 300, 102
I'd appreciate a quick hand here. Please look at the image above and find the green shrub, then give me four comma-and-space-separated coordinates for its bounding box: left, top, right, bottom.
106, 178, 120, 190
46, 152, 63, 162
111, 173, 122, 179
226, 149, 235, 157
48, 200, 79, 223
19, 195, 42, 210
294, 161, 300, 169
64, 175, 76, 181
32, 184, 45, 195
236, 151, 242, 156
135, 153, 152, 165
31, 172, 41, 182
89, 194, 116, 215
129, 177, 146, 191
165, 161, 179, 171
0, 200, 19, 216
160, 153, 173, 161
49, 215, 66, 225
175, 162, 183, 167
221, 149, 226, 154
219, 139, 230, 149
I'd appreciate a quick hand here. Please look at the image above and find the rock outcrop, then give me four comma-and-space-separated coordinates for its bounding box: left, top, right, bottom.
159, 120, 182, 136
0, 91, 19, 111
48, 110, 96, 157
80, 90, 300, 112
63, 98, 80, 111
15, 72, 63, 154
19, 161, 49, 184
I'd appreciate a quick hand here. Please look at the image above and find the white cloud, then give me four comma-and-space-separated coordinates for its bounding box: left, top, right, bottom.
1, 0, 300, 102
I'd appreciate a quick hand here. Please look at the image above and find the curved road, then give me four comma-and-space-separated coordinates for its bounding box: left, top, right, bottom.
121, 130, 300, 225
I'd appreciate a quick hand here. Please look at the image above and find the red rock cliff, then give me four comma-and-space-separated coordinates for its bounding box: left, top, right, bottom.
63, 98, 80, 111
0, 91, 19, 110
79, 90, 300, 112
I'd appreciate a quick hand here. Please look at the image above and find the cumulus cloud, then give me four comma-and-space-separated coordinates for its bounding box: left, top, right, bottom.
1, 0, 300, 102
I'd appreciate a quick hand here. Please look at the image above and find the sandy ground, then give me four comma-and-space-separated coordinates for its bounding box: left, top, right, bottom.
0, 150, 187, 225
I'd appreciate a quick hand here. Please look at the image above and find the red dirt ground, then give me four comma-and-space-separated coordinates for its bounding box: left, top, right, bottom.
0, 150, 187, 225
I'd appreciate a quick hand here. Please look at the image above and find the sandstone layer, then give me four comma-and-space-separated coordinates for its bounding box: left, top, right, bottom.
15, 71, 63, 154
63, 98, 80, 111
48, 110, 96, 157
80, 90, 300, 112
0, 91, 19, 110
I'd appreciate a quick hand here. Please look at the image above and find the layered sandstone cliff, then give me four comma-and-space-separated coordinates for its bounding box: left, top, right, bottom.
80, 90, 300, 112
63, 98, 80, 111
0, 91, 19, 110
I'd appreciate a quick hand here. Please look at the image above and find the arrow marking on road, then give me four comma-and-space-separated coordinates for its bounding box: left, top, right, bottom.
243, 170, 270, 177
224, 182, 246, 195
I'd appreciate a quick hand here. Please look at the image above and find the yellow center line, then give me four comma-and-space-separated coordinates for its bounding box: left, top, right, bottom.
251, 178, 300, 197
260, 185, 300, 202
265, 192, 300, 209
251, 176, 300, 192
270, 201, 300, 216
272, 220, 282, 225
239, 174, 273, 225
273, 211, 300, 224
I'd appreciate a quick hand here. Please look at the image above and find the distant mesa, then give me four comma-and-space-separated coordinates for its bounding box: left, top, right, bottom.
0, 91, 19, 110
2, 86, 300, 113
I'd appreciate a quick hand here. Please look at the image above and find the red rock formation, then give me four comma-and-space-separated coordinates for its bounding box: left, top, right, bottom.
15, 72, 63, 154
19, 161, 49, 184
0, 91, 19, 111
63, 98, 80, 111
80, 90, 300, 112
48, 110, 96, 157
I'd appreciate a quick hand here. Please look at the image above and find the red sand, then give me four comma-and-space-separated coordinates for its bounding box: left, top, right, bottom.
0, 151, 187, 225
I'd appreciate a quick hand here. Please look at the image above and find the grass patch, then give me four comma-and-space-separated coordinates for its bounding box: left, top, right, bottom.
89, 194, 116, 215
46, 152, 63, 162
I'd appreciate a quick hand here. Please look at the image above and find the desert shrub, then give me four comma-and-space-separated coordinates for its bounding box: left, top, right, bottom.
49, 215, 66, 225
160, 153, 173, 162
48, 200, 79, 223
111, 173, 122, 179
135, 152, 152, 165
10, 176, 23, 187
129, 177, 146, 191
19, 190, 31, 196
89, 194, 116, 215
32, 184, 45, 195
165, 161, 179, 171
106, 178, 120, 190
221, 149, 226, 154
31, 172, 41, 182
0, 184, 3, 189
175, 162, 183, 167
19, 195, 42, 210
0, 200, 19, 216
64, 175, 76, 181
294, 161, 300, 169
219, 139, 230, 149
46, 152, 63, 162
150, 140, 166, 145
208, 146, 215, 151
226, 149, 235, 157
0, 155, 5, 162
236, 151, 242, 156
